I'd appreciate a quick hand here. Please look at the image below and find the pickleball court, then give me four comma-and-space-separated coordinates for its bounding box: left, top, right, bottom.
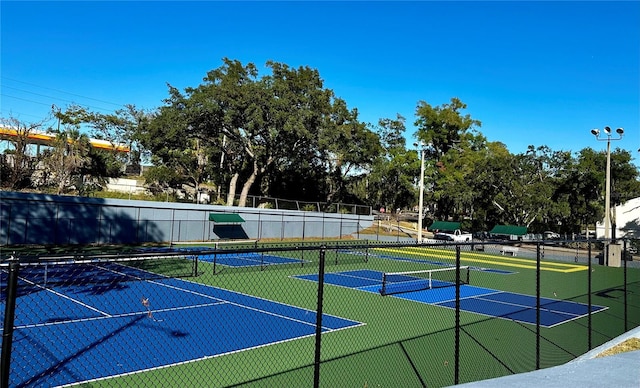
294, 269, 608, 328
1, 261, 360, 387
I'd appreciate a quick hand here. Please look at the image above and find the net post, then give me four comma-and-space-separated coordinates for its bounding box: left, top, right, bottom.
380, 273, 387, 295
1, 259, 20, 388
193, 253, 198, 277
364, 240, 369, 263
213, 250, 218, 275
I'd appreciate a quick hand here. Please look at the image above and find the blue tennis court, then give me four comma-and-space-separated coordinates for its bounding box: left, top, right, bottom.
200, 251, 305, 267
294, 270, 608, 328
1, 268, 360, 387
339, 249, 514, 274
167, 246, 306, 268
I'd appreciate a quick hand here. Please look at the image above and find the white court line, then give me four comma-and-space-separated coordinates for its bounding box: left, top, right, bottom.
148, 277, 363, 332
14, 302, 225, 329
11, 266, 362, 335
473, 294, 604, 318
332, 270, 381, 283
15, 275, 112, 317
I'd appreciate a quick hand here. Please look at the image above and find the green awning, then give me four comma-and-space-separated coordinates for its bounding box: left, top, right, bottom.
490, 225, 527, 236
209, 213, 245, 223
429, 221, 461, 231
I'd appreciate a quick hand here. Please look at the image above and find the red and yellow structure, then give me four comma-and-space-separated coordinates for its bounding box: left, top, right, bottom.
0, 127, 130, 153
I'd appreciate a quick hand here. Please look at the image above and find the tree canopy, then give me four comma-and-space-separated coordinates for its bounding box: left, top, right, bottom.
2, 58, 638, 235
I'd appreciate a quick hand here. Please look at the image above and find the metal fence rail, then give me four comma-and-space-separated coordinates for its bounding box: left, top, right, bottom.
1, 239, 638, 387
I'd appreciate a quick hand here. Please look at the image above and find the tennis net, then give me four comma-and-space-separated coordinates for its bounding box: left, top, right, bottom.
1, 251, 200, 288
380, 266, 470, 296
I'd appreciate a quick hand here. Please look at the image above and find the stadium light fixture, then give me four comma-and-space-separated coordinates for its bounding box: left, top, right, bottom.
591, 126, 624, 243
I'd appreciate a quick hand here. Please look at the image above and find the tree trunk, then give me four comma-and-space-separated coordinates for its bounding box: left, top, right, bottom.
226, 172, 240, 206
238, 160, 260, 207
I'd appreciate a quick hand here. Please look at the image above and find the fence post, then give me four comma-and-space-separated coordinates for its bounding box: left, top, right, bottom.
1, 259, 20, 388
313, 246, 326, 388
623, 239, 628, 332
213, 247, 218, 275
587, 242, 593, 350
536, 242, 541, 370
454, 246, 461, 385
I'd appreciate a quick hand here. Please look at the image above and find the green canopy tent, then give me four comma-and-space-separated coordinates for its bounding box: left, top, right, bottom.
489, 225, 527, 236
209, 213, 248, 239
429, 221, 461, 232
208, 213, 245, 223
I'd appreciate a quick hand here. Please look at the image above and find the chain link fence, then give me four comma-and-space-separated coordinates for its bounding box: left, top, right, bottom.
2, 238, 639, 387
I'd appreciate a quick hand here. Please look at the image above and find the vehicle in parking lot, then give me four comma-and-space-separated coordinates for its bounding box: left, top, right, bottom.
544, 231, 561, 240
434, 229, 473, 242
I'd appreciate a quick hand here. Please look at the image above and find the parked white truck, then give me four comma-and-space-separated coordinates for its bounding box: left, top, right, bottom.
433, 229, 473, 242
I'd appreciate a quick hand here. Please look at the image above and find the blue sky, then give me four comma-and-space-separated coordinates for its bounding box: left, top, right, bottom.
2, 1, 639, 162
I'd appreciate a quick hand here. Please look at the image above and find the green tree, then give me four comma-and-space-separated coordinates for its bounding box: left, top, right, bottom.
414, 97, 481, 158
319, 98, 383, 205
368, 115, 416, 212
0, 115, 43, 190
47, 105, 132, 195
551, 149, 602, 234
572, 147, 640, 235
414, 98, 481, 222
41, 128, 91, 194
140, 58, 379, 208
138, 85, 212, 199
85, 104, 148, 174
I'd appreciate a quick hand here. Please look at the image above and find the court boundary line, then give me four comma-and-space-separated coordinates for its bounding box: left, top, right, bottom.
432, 287, 609, 328
373, 247, 587, 273
329, 270, 382, 283
13, 275, 365, 387
62, 328, 338, 388
472, 294, 592, 318
433, 295, 609, 329
292, 273, 378, 294
201, 252, 309, 269
13, 302, 226, 330
470, 293, 610, 328
312, 269, 609, 329
15, 275, 113, 318
8, 272, 363, 333
145, 277, 364, 332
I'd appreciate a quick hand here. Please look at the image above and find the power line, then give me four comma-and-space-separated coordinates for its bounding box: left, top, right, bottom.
2, 85, 118, 113
1, 93, 54, 107
1, 76, 125, 108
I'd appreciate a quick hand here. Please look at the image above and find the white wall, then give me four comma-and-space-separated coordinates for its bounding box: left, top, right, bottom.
596, 197, 640, 238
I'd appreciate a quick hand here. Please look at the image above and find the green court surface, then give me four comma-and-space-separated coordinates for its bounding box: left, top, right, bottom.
5, 241, 639, 387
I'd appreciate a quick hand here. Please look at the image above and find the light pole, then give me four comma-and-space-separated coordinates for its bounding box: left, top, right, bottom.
414, 141, 426, 243
591, 126, 624, 241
